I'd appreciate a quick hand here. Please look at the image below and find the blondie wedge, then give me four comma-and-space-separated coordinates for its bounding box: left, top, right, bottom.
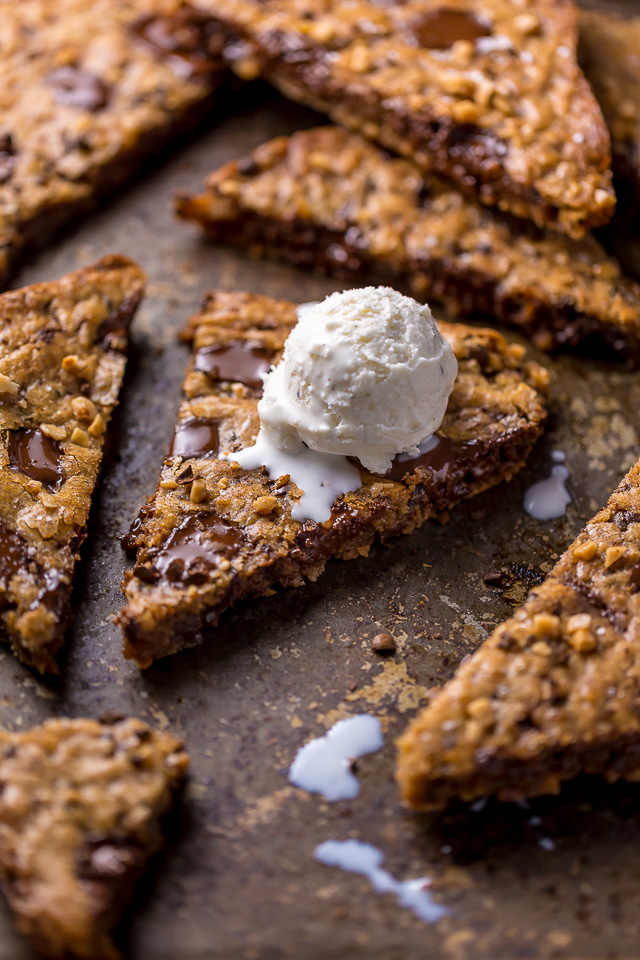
195, 0, 614, 237
176, 126, 640, 360
119, 291, 548, 667
397, 458, 640, 809
0, 0, 229, 288
579, 9, 640, 200
0, 716, 188, 960
0, 256, 144, 672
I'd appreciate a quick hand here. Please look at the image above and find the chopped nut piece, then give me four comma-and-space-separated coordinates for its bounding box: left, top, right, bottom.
253, 495, 278, 515
0, 372, 19, 395
61, 354, 80, 372
275, 474, 290, 488
568, 629, 596, 653
531, 640, 552, 657
40, 423, 66, 441
159, 479, 179, 490
218, 558, 231, 572
87, 413, 106, 437
566, 613, 592, 633
605, 545, 626, 568
25, 479, 43, 495
190, 478, 207, 503
531, 613, 560, 639
371, 632, 396, 653
466, 697, 494, 723
69, 426, 91, 447
218, 478, 230, 489
574, 540, 597, 561
71, 396, 97, 421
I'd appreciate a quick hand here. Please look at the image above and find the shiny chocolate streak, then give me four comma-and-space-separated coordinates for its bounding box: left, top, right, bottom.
410, 8, 491, 48
0, 522, 29, 589
170, 417, 219, 459
194, 342, 275, 389
151, 514, 242, 584
7, 428, 64, 488
385, 434, 482, 481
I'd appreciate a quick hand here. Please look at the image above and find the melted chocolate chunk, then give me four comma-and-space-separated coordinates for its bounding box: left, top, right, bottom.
194, 342, 274, 389
7, 428, 63, 489
611, 509, 640, 531
132, 6, 225, 78
0, 523, 29, 589
122, 515, 143, 553
410, 8, 491, 49
0, 133, 16, 185
47, 66, 109, 111
170, 417, 219, 459
386, 434, 481, 482
96, 292, 140, 351
153, 514, 242, 583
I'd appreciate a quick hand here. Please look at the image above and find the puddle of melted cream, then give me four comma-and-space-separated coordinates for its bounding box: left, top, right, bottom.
523, 450, 571, 520
288, 715, 384, 801
314, 839, 449, 923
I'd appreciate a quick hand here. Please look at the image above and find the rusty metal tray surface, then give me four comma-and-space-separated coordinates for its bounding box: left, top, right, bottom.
1, 80, 640, 960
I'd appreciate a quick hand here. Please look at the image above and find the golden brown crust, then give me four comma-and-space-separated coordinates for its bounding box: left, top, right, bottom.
397, 459, 640, 810
0, 716, 188, 960
194, 0, 615, 236
579, 9, 640, 200
0, 0, 228, 288
176, 126, 640, 360
0, 256, 145, 673
118, 290, 548, 667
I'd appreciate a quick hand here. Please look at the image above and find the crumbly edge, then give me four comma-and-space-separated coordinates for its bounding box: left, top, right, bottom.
0, 716, 188, 960
118, 290, 548, 666
0, 0, 232, 289
175, 127, 640, 361
396, 459, 640, 809
0, 256, 145, 672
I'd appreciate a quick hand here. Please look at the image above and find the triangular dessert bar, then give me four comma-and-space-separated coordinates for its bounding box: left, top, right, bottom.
579, 9, 640, 200
0, 256, 145, 672
0, 716, 188, 959
177, 126, 640, 360
0, 0, 229, 288
196, 0, 615, 236
119, 290, 548, 666
397, 457, 640, 809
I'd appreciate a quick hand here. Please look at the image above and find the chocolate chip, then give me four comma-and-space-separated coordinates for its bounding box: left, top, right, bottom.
483, 571, 504, 586
133, 565, 159, 584
371, 632, 396, 653
47, 66, 109, 111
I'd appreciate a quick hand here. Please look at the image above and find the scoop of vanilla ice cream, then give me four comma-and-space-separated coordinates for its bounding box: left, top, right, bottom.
258, 287, 458, 474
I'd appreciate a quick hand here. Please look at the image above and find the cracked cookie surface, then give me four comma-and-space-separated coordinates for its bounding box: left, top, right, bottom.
177, 126, 640, 360
0, 716, 188, 960
397, 458, 640, 809
195, 0, 614, 237
0, 0, 228, 287
0, 255, 145, 672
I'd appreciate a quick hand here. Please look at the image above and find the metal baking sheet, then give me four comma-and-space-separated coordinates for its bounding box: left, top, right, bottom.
2, 77, 640, 960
